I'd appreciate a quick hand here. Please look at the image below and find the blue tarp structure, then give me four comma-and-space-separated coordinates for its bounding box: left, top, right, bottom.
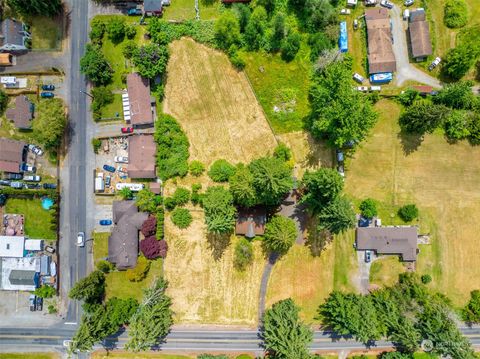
339, 21, 348, 53
370, 72, 393, 83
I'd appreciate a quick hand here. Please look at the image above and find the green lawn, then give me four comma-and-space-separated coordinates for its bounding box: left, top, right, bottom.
92, 353, 192, 359
370, 256, 406, 287
162, 0, 221, 20
28, 16, 62, 50
241, 42, 312, 134
100, 93, 123, 120
5, 198, 56, 240
0, 354, 58, 359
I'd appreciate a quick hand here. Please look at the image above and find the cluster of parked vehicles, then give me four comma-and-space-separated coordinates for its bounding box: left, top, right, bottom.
40, 84, 56, 99
29, 295, 43, 311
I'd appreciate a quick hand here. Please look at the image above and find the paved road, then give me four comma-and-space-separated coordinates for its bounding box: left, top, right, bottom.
390, 5, 442, 88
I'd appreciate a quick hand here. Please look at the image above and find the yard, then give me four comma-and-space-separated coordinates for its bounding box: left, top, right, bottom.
28, 15, 63, 50
369, 256, 407, 288
93, 232, 163, 301
92, 353, 192, 359
162, 0, 221, 21
99, 93, 123, 120
4, 198, 56, 240
0, 354, 59, 359
344, 99, 480, 306
162, 38, 277, 166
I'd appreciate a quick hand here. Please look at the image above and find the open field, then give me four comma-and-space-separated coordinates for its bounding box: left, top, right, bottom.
369, 256, 406, 288
93, 232, 163, 301
92, 353, 192, 359
0, 354, 59, 359
344, 99, 480, 306
241, 43, 311, 134
266, 230, 358, 322
163, 38, 277, 166
163, 210, 265, 325
29, 15, 62, 50
5, 198, 56, 240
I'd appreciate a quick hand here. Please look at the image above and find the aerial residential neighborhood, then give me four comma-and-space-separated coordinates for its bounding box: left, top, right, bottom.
0, 0, 479, 358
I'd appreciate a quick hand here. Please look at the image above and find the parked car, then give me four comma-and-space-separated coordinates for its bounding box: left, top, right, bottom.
121, 127, 134, 134
337, 164, 345, 178
0, 180, 11, 186
404, 0, 414, 6
353, 19, 359, 30
4, 173, 22, 180
336, 149, 344, 163
370, 86, 382, 91
403, 9, 410, 20
353, 72, 365, 83
40, 92, 55, 98
340, 8, 351, 15
28, 144, 43, 156
162, 0, 171, 5
103, 164, 116, 173
45, 245, 55, 254
43, 183, 57, 189
24, 175, 41, 182
105, 175, 111, 187
21, 163, 36, 173
365, 0, 376, 5
25, 183, 41, 189
35, 297, 43, 311
356, 86, 369, 92
99, 219, 113, 226
380, 0, 394, 9
29, 295, 36, 311
77, 232, 85, 247
114, 156, 128, 163
428, 57, 441, 71
127, 7, 142, 15
117, 166, 127, 173
10, 182, 24, 189
41, 84, 55, 91
365, 250, 372, 263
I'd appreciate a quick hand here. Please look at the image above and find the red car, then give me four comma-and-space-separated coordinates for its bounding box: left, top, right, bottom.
121, 127, 134, 134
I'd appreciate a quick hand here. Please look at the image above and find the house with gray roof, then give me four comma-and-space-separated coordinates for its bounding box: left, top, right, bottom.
0, 19, 31, 52
0, 257, 40, 291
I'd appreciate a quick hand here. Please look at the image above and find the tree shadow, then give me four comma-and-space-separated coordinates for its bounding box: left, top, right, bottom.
200, 0, 216, 5
397, 129, 424, 156
305, 216, 333, 257
206, 232, 232, 261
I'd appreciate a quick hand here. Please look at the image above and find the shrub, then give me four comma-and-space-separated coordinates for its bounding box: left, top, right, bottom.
444, 0, 468, 28
48, 304, 57, 314
96, 260, 114, 273
126, 256, 151, 282
421, 274, 432, 284
141, 216, 157, 237
192, 183, 202, 192
172, 187, 190, 206
397, 88, 419, 106
229, 52, 246, 70
234, 237, 254, 271
214, 11, 241, 50
140, 236, 162, 259
359, 198, 377, 219
119, 187, 133, 200
34, 285, 56, 298
156, 208, 165, 239
125, 24, 137, 39
208, 159, 236, 182
467, 114, 480, 145
444, 110, 471, 141
122, 40, 137, 59
398, 204, 419, 222
159, 239, 168, 258
92, 138, 102, 154
164, 197, 177, 211
171, 208, 193, 229
281, 30, 302, 62
189, 160, 205, 176
0, 89, 8, 115
90, 17, 106, 44
107, 17, 126, 43
273, 142, 292, 162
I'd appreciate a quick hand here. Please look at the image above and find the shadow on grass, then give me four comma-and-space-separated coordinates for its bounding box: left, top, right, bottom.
397, 129, 424, 155
206, 232, 232, 261
305, 216, 333, 257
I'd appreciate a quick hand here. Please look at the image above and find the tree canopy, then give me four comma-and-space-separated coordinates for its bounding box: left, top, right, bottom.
32, 98, 67, 155
301, 168, 344, 213
399, 101, 450, 134
359, 198, 377, 219
202, 186, 237, 234
229, 164, 257, 208
6, 0, 62, 16
208, 159, 236, 182
463, 290, 480, 323
433, 81, 478, 110
214, 11, 242, 50
132, 43, 170, 79
80, 44, 113, 86
69, 270, 105, 305
444, 0, 468, 28
264, 215, 297, 254
443, 44, 477, 80
317, 196, 355, 235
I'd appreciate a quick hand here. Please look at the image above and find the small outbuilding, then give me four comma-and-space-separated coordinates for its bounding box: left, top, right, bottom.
408, 9, 432, 61
235, 208, 267, 239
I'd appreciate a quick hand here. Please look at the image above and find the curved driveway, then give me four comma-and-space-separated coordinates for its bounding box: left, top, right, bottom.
390, 5, 442, 88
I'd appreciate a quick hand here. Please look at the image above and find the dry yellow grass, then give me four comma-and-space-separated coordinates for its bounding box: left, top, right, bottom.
163, 38, 277, 166
163, 210, 265, 325
369, 256, 407, 288
345, 99, 480, 306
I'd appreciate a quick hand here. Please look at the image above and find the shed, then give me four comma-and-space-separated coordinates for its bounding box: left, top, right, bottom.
25, 239, 43, 251
40, 255, 51, 275
235, 208, 267, 238
0, 53, 13, 66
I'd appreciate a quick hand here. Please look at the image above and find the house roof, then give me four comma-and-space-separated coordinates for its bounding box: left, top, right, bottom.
0, 19, 25, 48
108, 201, 148, 270
0, 137, 25, 173
126, 73, 154, 126
0, 53, 13, 66
6, 96, 33, 129
0, 236, 25, 257
235, 208, 267, 238
409, 20, 432, 58
365, 8, 397, 74
356, 226, 418, 261
144, 0, 163, 11
128, 134, 157, 179
409, 9, 426, 22
412, 85, 433, 94
0, 257, 40, 291
149, 182, 161, 194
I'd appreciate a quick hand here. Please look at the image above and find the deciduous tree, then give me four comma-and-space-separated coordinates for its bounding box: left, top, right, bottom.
69, 270, 105, 305
463, 290, 480, 323
6, 0, 62, 16
141, 216, 157, 237
80, 44, 113, 85
32, 99, 67, 154
208, 159, 236, 182
136, 189, 159, 213
359, 198, 377, 219
139, 236, 161, 259
301, 168, 343, 213
214, 11, 241, 50
132, 43, 169, 79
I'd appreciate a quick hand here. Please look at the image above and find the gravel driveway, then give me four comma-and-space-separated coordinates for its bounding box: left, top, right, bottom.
390, 5, 442, 88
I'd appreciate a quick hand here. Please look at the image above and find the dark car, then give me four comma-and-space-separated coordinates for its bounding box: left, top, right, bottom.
121, 127, 134, 134
99, 219, 113, 226
103, 164, 116, 173
43, 183, 57, 189
41, 84, 55, 91
35, 297, 43, 311
4, 173, 22, 180
365, 250, 372, 263
0, 180, 11, 186
127, 7, 142, 15
40, 92, 55, 98
336, 149, 344, 163
105, 175, 111, 186
10, 181, 24, 189
25, 183, 41, 189
29, 295, 36, 311
20, 163, 36, 173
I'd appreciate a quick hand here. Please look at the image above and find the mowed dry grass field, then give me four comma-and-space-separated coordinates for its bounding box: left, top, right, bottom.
163, 209, 265, 325
163, 38, 277, 166
345, 99, 480, 306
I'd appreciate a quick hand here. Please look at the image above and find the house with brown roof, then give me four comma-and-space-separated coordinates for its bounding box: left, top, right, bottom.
408, 9, 432, 61
356, 226, 419, 262
0, 138, 26, 173
235, 208, 266, 238
6, 96, 34, 129
126, 73, 155, 128
108, 201, 149, 270
128, 134, 157, 179
0, 19, 31, 52
365, 8, 396, 74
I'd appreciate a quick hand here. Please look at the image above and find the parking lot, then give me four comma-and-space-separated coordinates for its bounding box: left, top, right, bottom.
94, 203, 113, 232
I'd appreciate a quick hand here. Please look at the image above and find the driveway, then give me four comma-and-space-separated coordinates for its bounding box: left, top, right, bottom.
355, 251, 375, 294
390, 5, 442, 88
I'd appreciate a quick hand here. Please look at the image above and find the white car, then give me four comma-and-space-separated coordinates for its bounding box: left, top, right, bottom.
340, 8, 351, 15
428, 57, 441, 71
353, 73, 365, 83
23, 175, 41, 182
76, 232, 85, 247
356, 86, 369, 92
114, 156, 128, 163
365, 0, 376, 5
370, 86, 382, 92
28, 144, 43, 156
404, 0, 414, 6
380, 0, 394, 9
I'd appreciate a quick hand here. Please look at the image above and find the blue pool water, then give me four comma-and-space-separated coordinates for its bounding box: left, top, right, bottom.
42, 197, 54, 210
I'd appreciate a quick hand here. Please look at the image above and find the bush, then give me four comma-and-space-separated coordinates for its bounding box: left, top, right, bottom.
444, 0, 468, 28
189, 160, 205, 176
34, 285, 56, 298
156, 208, 165, 239
171, 208, 193, 229
48, 304, 57, 314
159, 239, 168, 258
126, 256, 151, 282
234, 237, 254, 271
92, 138, 102, 154
90, 17, 106, 44
125, 24, 137, 39
172, 187, 190, 206
398, 204, 419, 222
107, 17, 126, 43
140, 236, 162, 259
96, 260, 114, 273
164, 197, 177, 211
444, 110, 471, 141
281, 30, 302, 62
359, 198, 377, 219
208, 159, 236, 182
0, 89, 8, 115
141, 216, 157, 237
122, 40, 137, 59
421, 274, 432, 284
273, 142, 292, 162
229, 52, 246, 70
467, 114, 480, 145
